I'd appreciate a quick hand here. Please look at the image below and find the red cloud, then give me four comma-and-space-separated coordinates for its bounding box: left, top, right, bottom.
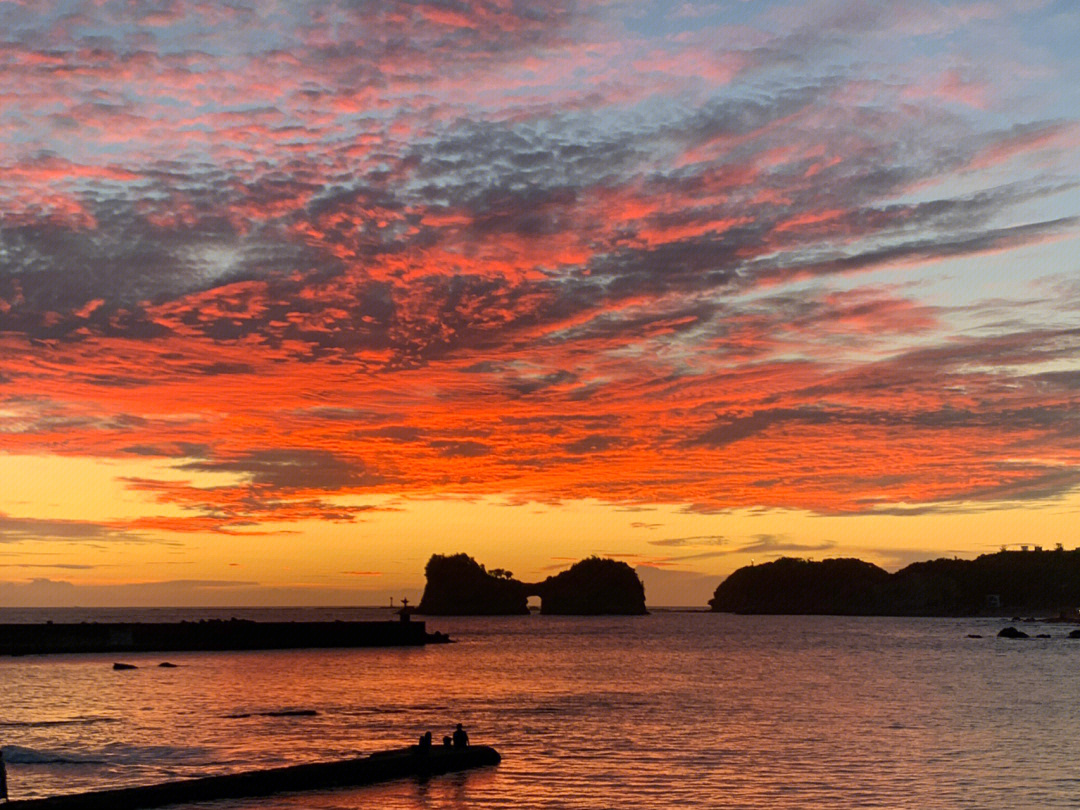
1, 0, 1077, 530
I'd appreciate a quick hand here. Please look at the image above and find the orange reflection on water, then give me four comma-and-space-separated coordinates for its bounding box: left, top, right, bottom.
4, 611, 1079, 808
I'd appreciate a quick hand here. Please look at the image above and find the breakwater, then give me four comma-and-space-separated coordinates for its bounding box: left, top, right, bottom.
0, 619, 447, 656
3, 745, 501, 810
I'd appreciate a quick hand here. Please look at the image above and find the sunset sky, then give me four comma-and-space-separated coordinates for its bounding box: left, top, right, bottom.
1, 0, 1078, 607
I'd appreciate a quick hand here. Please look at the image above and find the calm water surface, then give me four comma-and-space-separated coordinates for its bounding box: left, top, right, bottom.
2, 609, 1079, 808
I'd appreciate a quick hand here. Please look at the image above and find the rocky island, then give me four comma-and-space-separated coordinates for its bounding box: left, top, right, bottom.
418, 554, 647, 615
417, 553, 529, 615
532, 557, 647, 615
710, 549, 1080, 616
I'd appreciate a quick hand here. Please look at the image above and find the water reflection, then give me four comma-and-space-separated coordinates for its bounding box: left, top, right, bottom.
3, 613, 1080, 808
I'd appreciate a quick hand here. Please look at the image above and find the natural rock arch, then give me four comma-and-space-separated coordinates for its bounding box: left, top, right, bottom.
418, 554, 647, 615
527, 557, 647, 615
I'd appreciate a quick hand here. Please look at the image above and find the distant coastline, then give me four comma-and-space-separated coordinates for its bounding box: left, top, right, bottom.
709, 549, 1080, 617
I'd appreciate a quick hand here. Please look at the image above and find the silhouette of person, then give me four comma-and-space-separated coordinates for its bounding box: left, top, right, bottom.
442, 735, 453, 748
452, 723, 469, 748
417, 731, 432, 753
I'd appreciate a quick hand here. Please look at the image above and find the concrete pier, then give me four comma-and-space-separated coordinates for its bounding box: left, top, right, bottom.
4, 745, 501, 809
0, 619, 448, 656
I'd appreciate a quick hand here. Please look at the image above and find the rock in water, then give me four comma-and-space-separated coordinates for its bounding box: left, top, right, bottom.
1068, 629, 1080, 639
417, 553, 529, 615
997, 626, 1029, 639
158, 662, 179, 668
264, 709, 317, 717
113, 662, 138, 670
532, 557, 648, 615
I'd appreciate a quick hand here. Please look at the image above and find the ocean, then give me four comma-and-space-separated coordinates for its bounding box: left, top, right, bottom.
2, 608, 1078, 808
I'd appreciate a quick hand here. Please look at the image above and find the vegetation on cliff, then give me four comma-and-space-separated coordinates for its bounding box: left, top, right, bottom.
534, 557, 647, 615
417, 553, 528, 615
710, 550, 1080, 615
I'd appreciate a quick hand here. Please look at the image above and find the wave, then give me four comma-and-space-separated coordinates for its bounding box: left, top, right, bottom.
0, 745, 104, 765
224, 708, 318, 719
0, 716, 119, 729
2, 743, 209, 766
97, 743, 211, 764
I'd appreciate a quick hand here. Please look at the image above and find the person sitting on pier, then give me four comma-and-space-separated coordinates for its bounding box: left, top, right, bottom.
443, 735, 453, 748
452, 723, 469, 748
417, 731, 432, 753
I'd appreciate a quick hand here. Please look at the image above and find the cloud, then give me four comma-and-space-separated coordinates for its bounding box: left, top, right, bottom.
121, 477, 385, 533
735, 534, 835, 555
0, 576, 420, 607
689, 409, 837, 448
0, 577, 259, 608
562, 434, 623, 454
649, 536, 728, 548
0, 515, 162, 545
0, 0, 1076, 526
0, 563, 102, 570
180, 449, 386, 491
645, 533, 834, 559
429, 440, 492, 458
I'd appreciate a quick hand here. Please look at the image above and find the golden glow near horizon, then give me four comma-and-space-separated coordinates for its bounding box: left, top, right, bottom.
3, 453, 1079, 606
1, 3, 1078, 606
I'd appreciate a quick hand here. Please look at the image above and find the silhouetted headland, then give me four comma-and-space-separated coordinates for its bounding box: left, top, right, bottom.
418, 554, 647, 615
2, 744, 501, 810
0, 619, 449, 657
710, 550, 1080, 616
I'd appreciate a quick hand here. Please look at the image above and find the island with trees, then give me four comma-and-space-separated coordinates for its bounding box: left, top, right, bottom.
417, 553, 529, 615
533, 557, 647, 615
418, 554, 647, 615
709, 548, 1080, 616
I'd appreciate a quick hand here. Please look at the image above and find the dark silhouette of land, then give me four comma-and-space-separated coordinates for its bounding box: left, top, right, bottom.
709, 550, 1080, 616
533, 556, 647, 614
0, 619, 447, 657
1, 744, 501, 809
417, 554, 647, 615
417, 554, 529, 615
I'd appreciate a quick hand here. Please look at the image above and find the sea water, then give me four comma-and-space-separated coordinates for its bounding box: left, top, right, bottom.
2, 609, 1079, 809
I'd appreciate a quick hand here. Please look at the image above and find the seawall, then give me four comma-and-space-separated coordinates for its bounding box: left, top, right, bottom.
4, 745, 501, 809
0, 619, 444, 656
